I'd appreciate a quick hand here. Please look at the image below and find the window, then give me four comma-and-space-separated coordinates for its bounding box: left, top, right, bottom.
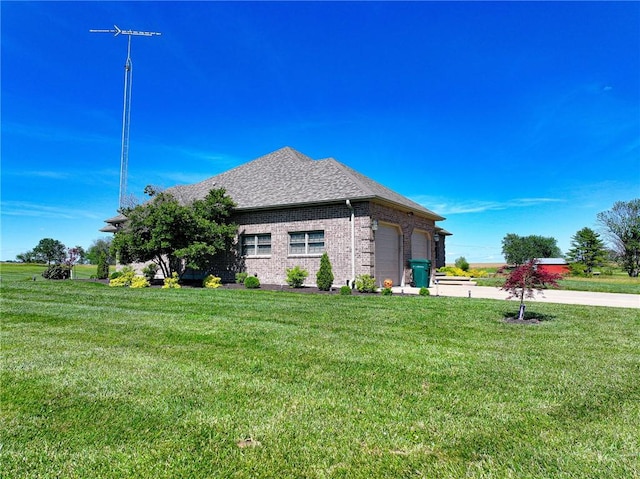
241, 234, 271, 256
289, 231, 325, 255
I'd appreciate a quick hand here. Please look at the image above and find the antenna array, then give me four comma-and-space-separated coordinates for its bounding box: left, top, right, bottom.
90, 25, 161, 209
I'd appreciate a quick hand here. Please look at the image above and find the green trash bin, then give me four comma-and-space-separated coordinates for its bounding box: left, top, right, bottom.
409, 259, 432, 288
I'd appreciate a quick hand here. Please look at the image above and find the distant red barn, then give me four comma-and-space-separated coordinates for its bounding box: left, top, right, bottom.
536, 258, 570, 275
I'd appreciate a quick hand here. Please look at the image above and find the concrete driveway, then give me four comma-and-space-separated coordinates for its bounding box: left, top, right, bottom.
393, 284, 639, 309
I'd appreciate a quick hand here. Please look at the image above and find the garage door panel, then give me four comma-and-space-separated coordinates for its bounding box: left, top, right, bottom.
375, 224, 401, 285
411, 231, 430, 260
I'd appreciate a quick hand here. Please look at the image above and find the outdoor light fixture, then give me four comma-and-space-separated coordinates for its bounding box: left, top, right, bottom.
434, 233, 440, 242
371, 219, 379, 231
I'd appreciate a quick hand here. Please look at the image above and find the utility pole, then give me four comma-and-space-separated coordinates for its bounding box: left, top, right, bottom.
90, 25, 161, 210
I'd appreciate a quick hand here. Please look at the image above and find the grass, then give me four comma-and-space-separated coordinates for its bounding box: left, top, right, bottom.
0, 262, 113, 282
475, 275, 640, 294
1, 281, 639, 478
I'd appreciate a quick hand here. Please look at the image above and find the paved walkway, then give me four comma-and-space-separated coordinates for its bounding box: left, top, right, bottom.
392, 284, 639, 309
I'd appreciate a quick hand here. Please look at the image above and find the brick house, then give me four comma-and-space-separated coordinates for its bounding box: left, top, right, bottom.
105, 147, 450, 286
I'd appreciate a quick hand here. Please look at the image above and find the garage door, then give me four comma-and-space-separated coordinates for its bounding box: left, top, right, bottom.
375, 223, 401, 285
411, 230, 431, 260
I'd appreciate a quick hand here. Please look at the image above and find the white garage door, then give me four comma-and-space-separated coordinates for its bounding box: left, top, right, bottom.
411, 230, 431, 260
375, 224, 401, 285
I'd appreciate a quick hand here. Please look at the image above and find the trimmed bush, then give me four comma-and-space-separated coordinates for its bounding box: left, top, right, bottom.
340, 285, 352, 296
130, 276, 150, 288
110, 271, 123, 280
381, 287, 393, 296
316, 252, 334, 291
203, 274, 222, 289
355, 274, 377, 293
109, 268, 135, 287
286, 266, 308, 288
235, 272, 248, 284
244, 276, 260, 289
162, 272, 181, 289
419, 287, 430, 296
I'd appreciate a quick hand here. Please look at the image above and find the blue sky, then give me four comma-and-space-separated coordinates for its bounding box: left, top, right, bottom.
2, 1, 639, 263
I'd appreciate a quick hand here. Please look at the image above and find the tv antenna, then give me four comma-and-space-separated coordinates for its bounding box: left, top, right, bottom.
90, 25, 161, 209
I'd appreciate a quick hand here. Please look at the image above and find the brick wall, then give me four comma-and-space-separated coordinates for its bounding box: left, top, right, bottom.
233, 201, 438, 286
121, 201, 441, 287
233, 202, 370, 286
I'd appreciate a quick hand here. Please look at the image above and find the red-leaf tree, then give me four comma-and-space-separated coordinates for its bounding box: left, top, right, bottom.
501, 259, 562, 320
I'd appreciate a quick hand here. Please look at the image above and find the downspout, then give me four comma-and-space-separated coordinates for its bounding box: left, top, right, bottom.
346, 200, 356, 287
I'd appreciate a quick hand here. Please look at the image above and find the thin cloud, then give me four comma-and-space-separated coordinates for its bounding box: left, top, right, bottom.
411, 196, 564, 215
1, 201, 102, 220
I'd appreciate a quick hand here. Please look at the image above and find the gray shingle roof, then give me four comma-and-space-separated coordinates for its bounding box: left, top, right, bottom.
166, 147, 445, 221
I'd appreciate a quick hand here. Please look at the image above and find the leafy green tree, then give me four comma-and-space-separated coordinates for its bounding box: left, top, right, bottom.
501, 234, 562, 265
32, 238, 67, 265
86, 238, 114, 265
566, 227, 606, 274
316, 252, 334, 291
597, 199, 640, 277
16, 251, 38, 263
112, 189, 236, 278
454, 256, 469, 272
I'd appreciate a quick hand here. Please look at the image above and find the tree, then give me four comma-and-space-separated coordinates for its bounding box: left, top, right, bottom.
86, 238, 115, 265
597, 199, 640, 277
96, 252, 110, 280
501, 259, 562, 320
316, 252, 334, 291
455, 256, 469, 271
111, 189, 237, 278
565, 227, 606, 274
32, 238, 67, 265
501, 233, 562, 265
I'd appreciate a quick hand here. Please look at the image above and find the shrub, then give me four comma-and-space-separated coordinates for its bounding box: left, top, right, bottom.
203, 274, 222, 289
340, 285, 352, 295
381, 287, 393, 296
419, 287, 430, 296
235, 272, 248, 284
142, 263, 159, 282
437, 266, 487, 278
286, 266, 308, 288
316, 252, 334, 291
96, 253, 110, 280
162, 272, 181, 289
109, 269, 135, 287
244, 276, 260, 289
355, 274, 377, 293
42, 264, 71, 280
455, 256, 470, 272
130, 276, 150, 288
110, 271, 123, 280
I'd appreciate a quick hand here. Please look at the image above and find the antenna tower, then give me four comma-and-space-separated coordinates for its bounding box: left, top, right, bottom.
90, 25, 161, 209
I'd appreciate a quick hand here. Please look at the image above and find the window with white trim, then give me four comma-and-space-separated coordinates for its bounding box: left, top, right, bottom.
289, 231, 325, 255
241, 234, 271, 256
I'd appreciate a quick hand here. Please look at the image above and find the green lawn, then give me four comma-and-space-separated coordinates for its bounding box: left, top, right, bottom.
1, 281, 639, 478
0, 262, 112, 282
475, 275, 640, 294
